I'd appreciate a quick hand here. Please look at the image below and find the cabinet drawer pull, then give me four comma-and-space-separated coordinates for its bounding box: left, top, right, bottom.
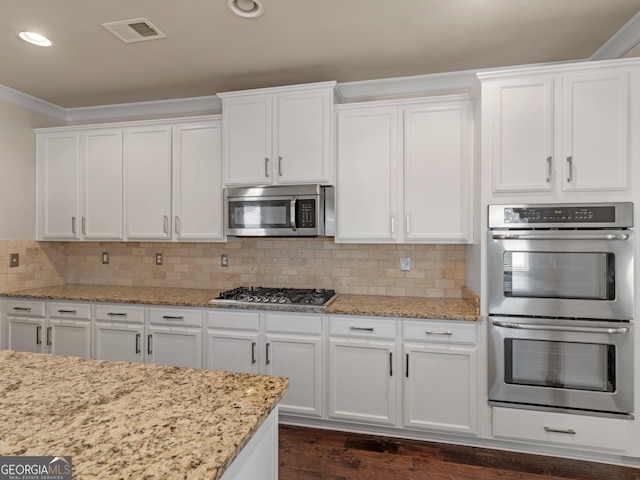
107, 312, 127, 317
135, 333, 141, 354
57, 309, 77, 314
546, 156, 552, 183
278, 156, 283, 176
566, 156, 573, 183
162, 315, 184, 320
251, 341, 256, 365
266, 342, 271, 365
406, 214, 410, 235
71, 216, 77, 234
46, 326, 52, 346
544, 426, 576, 435
36, 326, 42, 345
163, 215, 169, 234
406, 353, 409, 378
265, 157, 270, 178
390, 213, 395, 235
13, 307, 32, 312
350, 326, 374, 332
82, 216, 87, 235
175, 216, 181, 235
147, 334, 153, 355
426, 330, 452, 336
389, 352, 393, 377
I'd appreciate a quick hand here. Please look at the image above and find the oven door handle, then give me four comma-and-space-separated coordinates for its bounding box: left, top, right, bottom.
491, 232, 629, 241
492, 320, 629, 335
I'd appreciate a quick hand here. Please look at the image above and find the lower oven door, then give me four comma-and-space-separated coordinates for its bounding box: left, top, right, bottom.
489, 316, 633, 415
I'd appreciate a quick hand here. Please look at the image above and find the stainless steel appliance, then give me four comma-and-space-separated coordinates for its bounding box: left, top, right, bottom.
210, 287, 337, 313
225, 185, 335, 237
487, 202, 634, 417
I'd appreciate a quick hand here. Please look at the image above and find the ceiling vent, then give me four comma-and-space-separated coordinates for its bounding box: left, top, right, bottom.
101, 18, 166, 43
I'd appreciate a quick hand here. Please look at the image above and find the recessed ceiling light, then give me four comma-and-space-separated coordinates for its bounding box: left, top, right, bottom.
18, 31, 53, 47
228, 0, 264, 19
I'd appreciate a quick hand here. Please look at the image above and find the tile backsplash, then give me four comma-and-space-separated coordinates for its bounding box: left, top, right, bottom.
0, 239, 466, 298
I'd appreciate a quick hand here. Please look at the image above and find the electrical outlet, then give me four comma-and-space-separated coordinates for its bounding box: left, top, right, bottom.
102, 252, 109, 264
155, 253, 163, 265
400, 257, 411, 271
221, 254, 229, 267
8, 253, 19, 268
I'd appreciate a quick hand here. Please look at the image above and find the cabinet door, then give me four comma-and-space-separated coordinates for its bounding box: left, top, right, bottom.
223, 96, 273, 185
94, 322, 145, 363
148, 325, 203, 368
491, 77, 554, 192
274, 90, 332, 184
206, 330, 261, 374
404, 344, 477, 435
265, 333, 323, 417
328, 338, 398, 426
173, 122, 224, 241
124, 125, 172, 239
37, 132, 81, 239
404, 101, 471, 242
7, 317, 45, 353
336, 107, 400, 242
562, 71, 629, 191
49, 319, 92, 358
82, 129, 123, 240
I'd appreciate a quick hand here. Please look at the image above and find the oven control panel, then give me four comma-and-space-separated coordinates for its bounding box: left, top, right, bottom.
488, 203, 633, 229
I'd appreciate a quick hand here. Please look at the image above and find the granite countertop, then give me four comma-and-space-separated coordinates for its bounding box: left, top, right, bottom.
0, 350, 287, 479
2, 284, 481, 321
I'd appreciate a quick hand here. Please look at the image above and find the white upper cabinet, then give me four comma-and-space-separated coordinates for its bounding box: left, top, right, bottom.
336, 106, 400, 242
82, 129, 124, 240
336, 96, 473, 244
124, 125, 173, 240
172, 121, 224, 241
36, 131, 81, 240
484, 65, 632, 196
220, 82, 336, 186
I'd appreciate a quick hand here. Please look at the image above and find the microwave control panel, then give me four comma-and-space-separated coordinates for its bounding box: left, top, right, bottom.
297, 199, 316, 228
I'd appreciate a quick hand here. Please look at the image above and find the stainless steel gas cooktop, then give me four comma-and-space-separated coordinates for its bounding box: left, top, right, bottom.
209, 287, 337, 312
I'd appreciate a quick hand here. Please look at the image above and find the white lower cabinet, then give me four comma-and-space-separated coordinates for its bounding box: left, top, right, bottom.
327, 316, 399, 426
206, 310, 325, 418
147, 306, 203, 368
94, 304, 146, 363
403, 320, 478, 435
493, 407, 632, 454
6, 299, 92, 358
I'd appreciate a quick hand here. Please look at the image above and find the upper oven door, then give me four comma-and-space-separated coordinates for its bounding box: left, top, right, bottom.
487, 230, 634, 320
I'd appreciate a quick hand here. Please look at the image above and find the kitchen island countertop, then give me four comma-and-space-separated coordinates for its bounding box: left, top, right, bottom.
2, 284, 481, 321
0, 350, 287, 479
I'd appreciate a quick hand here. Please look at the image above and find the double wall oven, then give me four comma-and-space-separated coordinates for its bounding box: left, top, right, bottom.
487, 203, 634, 418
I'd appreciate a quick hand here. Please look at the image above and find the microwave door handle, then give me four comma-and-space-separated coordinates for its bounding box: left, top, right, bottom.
491, 233, 629, 241
492, 320, 629, 335
290, 196, 297, 231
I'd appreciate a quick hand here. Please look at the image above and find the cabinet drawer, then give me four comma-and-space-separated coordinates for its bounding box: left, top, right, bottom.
94, 304, 145, 323
264, 312, 322, 335
206, 309, 260, 331
403, 320, 476, 345
5, 300, 46, 317
493, 407, 631, 453
48, 301, 92, 320
148, 307, 203, 327
328, 316, 397, 340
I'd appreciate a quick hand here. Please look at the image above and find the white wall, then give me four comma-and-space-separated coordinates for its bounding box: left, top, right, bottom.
0, 99, 64, 239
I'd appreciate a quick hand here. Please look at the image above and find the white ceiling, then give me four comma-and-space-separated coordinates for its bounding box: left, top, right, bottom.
2, 0, 640, 108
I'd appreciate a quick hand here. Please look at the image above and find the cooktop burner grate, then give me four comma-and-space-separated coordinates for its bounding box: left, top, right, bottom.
215, 287, 336, 306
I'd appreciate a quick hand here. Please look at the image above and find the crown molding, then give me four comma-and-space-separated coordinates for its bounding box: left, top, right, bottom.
591, 10, 640, 60
0, 84, 66, 120
65, 95, 222, 123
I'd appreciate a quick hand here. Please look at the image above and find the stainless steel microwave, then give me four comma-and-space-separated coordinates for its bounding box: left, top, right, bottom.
225, 185, 335, 237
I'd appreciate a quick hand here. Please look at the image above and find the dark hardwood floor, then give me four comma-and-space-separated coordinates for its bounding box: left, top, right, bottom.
279, 425, 640, 479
